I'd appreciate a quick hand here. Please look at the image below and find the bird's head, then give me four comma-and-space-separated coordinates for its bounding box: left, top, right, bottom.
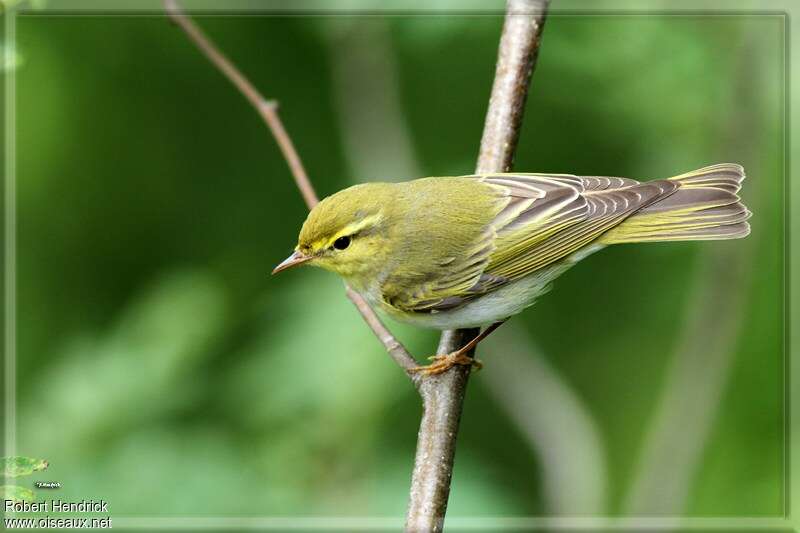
272, 183, 397, 284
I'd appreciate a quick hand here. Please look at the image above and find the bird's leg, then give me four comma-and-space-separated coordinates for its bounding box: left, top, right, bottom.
409, 320, 507, 376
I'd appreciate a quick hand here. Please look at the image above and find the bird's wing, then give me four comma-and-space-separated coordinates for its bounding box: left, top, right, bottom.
386, 173, 676, 314
478, 173, 677, 289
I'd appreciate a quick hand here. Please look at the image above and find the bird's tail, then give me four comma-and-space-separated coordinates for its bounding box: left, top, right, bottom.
598, 163, 751, 244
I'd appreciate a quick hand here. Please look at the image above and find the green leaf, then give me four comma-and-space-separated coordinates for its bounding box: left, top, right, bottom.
2, 457, 49, 478
0, 485, 36, 503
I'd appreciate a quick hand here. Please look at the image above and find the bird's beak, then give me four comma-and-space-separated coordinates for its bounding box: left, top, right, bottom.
272, 250, 313, 275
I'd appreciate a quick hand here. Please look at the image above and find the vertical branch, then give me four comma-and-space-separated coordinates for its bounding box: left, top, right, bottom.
405, 1, 550, 531
476, 0, 549, 174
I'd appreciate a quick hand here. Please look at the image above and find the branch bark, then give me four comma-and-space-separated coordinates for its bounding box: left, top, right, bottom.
164, 0, 419, 376
405, 1, 550, 531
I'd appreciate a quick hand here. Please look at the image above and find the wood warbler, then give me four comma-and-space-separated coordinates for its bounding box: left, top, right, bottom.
273, 164, 750, 374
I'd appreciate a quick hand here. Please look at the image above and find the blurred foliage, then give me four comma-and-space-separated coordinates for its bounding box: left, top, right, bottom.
0, 484, 36, 503
1, 455, 48, 502
3, 456, 48, 477
5, 4, 785, 523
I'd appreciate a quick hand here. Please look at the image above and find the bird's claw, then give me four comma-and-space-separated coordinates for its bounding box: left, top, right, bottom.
410, 352, 483, 376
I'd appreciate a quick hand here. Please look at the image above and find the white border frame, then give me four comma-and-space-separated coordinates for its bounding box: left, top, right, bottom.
2, 2, 793, 530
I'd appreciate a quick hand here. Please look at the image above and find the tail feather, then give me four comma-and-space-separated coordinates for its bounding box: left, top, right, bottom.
668, 163, 745, 194
598, 164, 751, 244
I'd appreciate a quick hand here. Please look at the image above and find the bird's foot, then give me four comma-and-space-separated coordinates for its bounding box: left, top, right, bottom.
409, 352, 483, 376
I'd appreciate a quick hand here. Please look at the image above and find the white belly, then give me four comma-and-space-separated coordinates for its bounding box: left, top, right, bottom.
366, 244, 604, 330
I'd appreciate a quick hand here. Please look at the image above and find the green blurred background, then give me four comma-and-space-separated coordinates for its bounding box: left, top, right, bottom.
5, 2, 785, 524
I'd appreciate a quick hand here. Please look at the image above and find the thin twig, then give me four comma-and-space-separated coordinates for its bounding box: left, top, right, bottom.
163, 0, 419, 376
345, 286, 419, 374
164, 0, 317, 208
406, 1, 550, 531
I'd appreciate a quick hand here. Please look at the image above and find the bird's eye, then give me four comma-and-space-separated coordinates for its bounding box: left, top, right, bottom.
333, 236, 351, 250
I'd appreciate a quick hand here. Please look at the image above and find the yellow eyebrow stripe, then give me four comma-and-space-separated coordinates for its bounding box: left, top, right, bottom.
317, 213, 384, 250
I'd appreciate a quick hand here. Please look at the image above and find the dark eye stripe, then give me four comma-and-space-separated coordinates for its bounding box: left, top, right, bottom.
333, 236, 351, 250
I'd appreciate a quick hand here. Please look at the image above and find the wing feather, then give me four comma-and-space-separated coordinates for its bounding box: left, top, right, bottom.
580, 175, 640, 191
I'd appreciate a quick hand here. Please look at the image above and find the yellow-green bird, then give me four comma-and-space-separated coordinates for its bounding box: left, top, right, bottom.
273, 164, 751, 374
